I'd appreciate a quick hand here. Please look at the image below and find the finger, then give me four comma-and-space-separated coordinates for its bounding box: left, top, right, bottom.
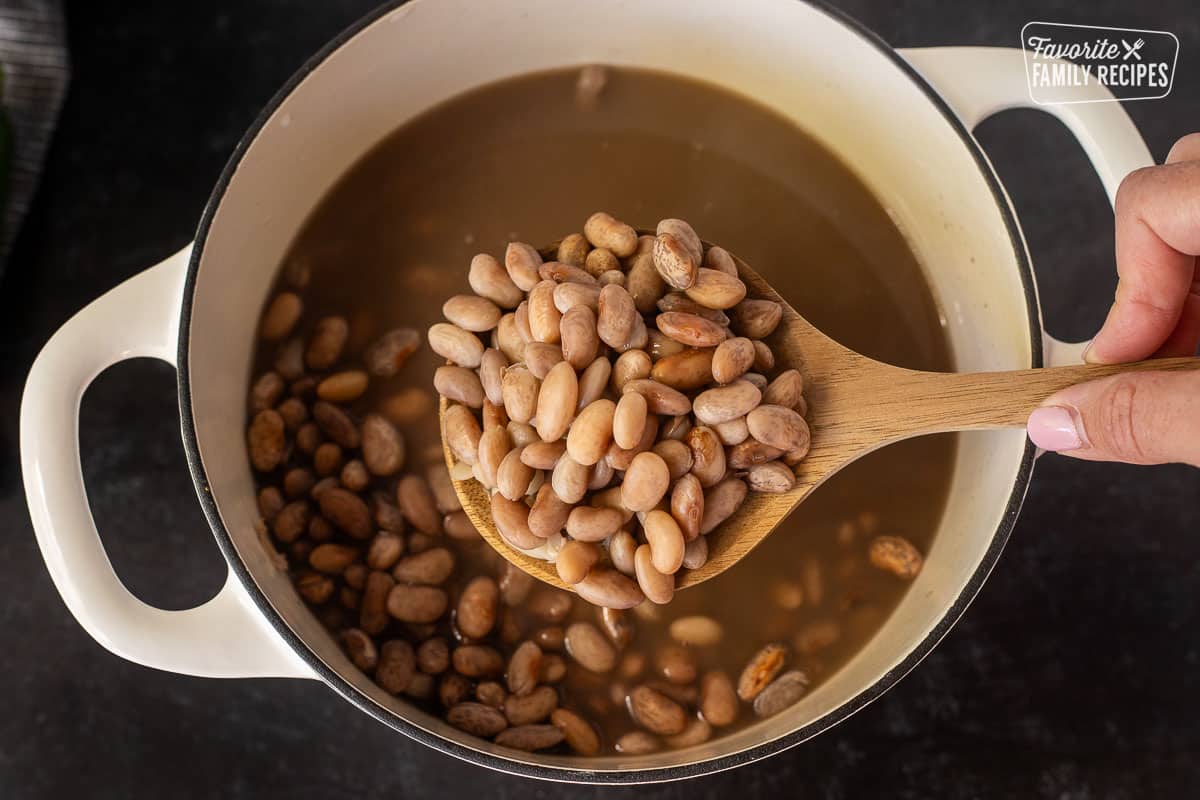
1026, 369, 1200, 466
1166, 132, 1200, 164
1154, 259, 1200, 357
1087, 158, 1200, 364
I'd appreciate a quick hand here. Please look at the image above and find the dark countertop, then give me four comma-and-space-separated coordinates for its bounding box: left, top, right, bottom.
2, 1, 1198, 797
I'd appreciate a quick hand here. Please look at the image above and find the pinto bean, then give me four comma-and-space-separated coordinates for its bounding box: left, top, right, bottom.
534, 361, 578, 442
491, 494, 541, 550
500, 364, 539, 425
469, 253, 524, 308
560, 306, 599, 370
566, 398, 615, 466
442, 403, 482, 466
584, 211, 637, 257
527, 280, 562, 345
753, 670, 810, 717
712, 416, 750, 446
453, 644, 506, 678
551, 708, 601, 756
737, 642, 788, 701
428, 322, 484, 368
574, 567, 644, 609
746, 460, 796, 493
540, 260, 597, 285
700, 671, 739, 727
443, 294, 502, 332
260, 292, 303, 340
727, 439, 785, 469
434, 365, 485, 408
584, 247, 620, 278
444, 676, 480, 705
700, 477, 749, 535
318, 487, 372, 539
551, 453, 590, 504
527, 482, 572, 539
564, 506, 623, 543
711, 337, 755, 384
653, 232, 699, 291
456, 576, 500, 639
703, 245, 738, 276
615, 731, 661, 754
575, 356, 611, 412
312, 401, 359, 449
611, 349, 652, 392
652, 439, 693, 481
375, 640, 416, 694
478, 348, 509, 407
557, 232, 590, 267
565, 622, 617, 672
634, 544, 674, 605
494, 313, 526, 363
746, 404, 810, 452
621, 378, 691, 416
682, 535, 708, 570
527, 587, 573, 623
504, 242, 543, 292
608, 529, 638, 576
621, 452, 671, 512
388, 549, 452, 588
655, 311, 725, 347
305, 316, 349, 370
496, 447, 535, 501
474, 426, 511, 490
308, 543, 356, 574
340, 628, 379, 672
655, 218, 702, 263
495, 724, 565, 752
628, 685, 687, 735
643, 510, 686, 574
668, 474, 705, 542
626, 252, 667, 316
670, 615, 723, 647
685, 267, 747, 310
687, 426, 726, 488
448, 702, 509, 737
597, 283, 638, 349
730, 298, 783, 338
868, 535, 924, 579
693, 379, 762, 425
650, 348, 714, 390
506, 640, 543, 697
247, 410, 286, 472
386, 584, 448, 624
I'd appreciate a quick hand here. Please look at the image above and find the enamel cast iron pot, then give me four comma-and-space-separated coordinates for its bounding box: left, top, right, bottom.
20, 0, 1153, 783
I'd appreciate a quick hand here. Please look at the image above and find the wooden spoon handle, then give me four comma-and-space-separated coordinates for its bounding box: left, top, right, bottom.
881, 357, 1200, 436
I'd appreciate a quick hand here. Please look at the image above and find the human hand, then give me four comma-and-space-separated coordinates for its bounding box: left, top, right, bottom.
1026, 133, 1200, 466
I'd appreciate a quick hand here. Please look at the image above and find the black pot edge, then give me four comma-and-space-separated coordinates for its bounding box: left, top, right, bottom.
175, 0, 1042, 784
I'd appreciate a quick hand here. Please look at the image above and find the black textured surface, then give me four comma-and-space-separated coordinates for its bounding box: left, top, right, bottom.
2, 1, 1198, 797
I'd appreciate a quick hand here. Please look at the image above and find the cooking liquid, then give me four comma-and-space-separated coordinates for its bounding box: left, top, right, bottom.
259, 66, 956, 751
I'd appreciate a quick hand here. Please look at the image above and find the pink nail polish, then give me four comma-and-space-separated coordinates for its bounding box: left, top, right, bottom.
1027, 406, 1084, 452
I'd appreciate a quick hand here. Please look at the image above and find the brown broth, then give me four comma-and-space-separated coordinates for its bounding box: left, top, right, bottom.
256, 66, 955, 753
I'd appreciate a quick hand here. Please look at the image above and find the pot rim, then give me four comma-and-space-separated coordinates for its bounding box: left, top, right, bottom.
176, 0, 1040, 783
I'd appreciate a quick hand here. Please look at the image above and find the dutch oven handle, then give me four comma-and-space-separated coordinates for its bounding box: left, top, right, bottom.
21, 247, 312, 679
900, 46, 1156, 368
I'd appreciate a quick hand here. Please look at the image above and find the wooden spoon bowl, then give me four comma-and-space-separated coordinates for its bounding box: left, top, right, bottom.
442, 245, 1199, 592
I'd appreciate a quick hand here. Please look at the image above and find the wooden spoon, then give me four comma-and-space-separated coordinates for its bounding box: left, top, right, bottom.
441, 247, 1198, 592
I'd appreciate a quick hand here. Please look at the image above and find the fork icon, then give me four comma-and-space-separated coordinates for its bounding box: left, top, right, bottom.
1122, 38, 1145, 60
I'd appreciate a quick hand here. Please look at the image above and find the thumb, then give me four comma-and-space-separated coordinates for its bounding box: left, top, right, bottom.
1026, 370, 1200, 467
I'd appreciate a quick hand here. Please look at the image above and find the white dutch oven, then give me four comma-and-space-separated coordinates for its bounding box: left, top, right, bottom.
20, 0, 1151, 783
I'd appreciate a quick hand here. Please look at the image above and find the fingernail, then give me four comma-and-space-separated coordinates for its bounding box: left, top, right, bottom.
1027, 405, 1085, 452
1080, 340, 1094, 363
